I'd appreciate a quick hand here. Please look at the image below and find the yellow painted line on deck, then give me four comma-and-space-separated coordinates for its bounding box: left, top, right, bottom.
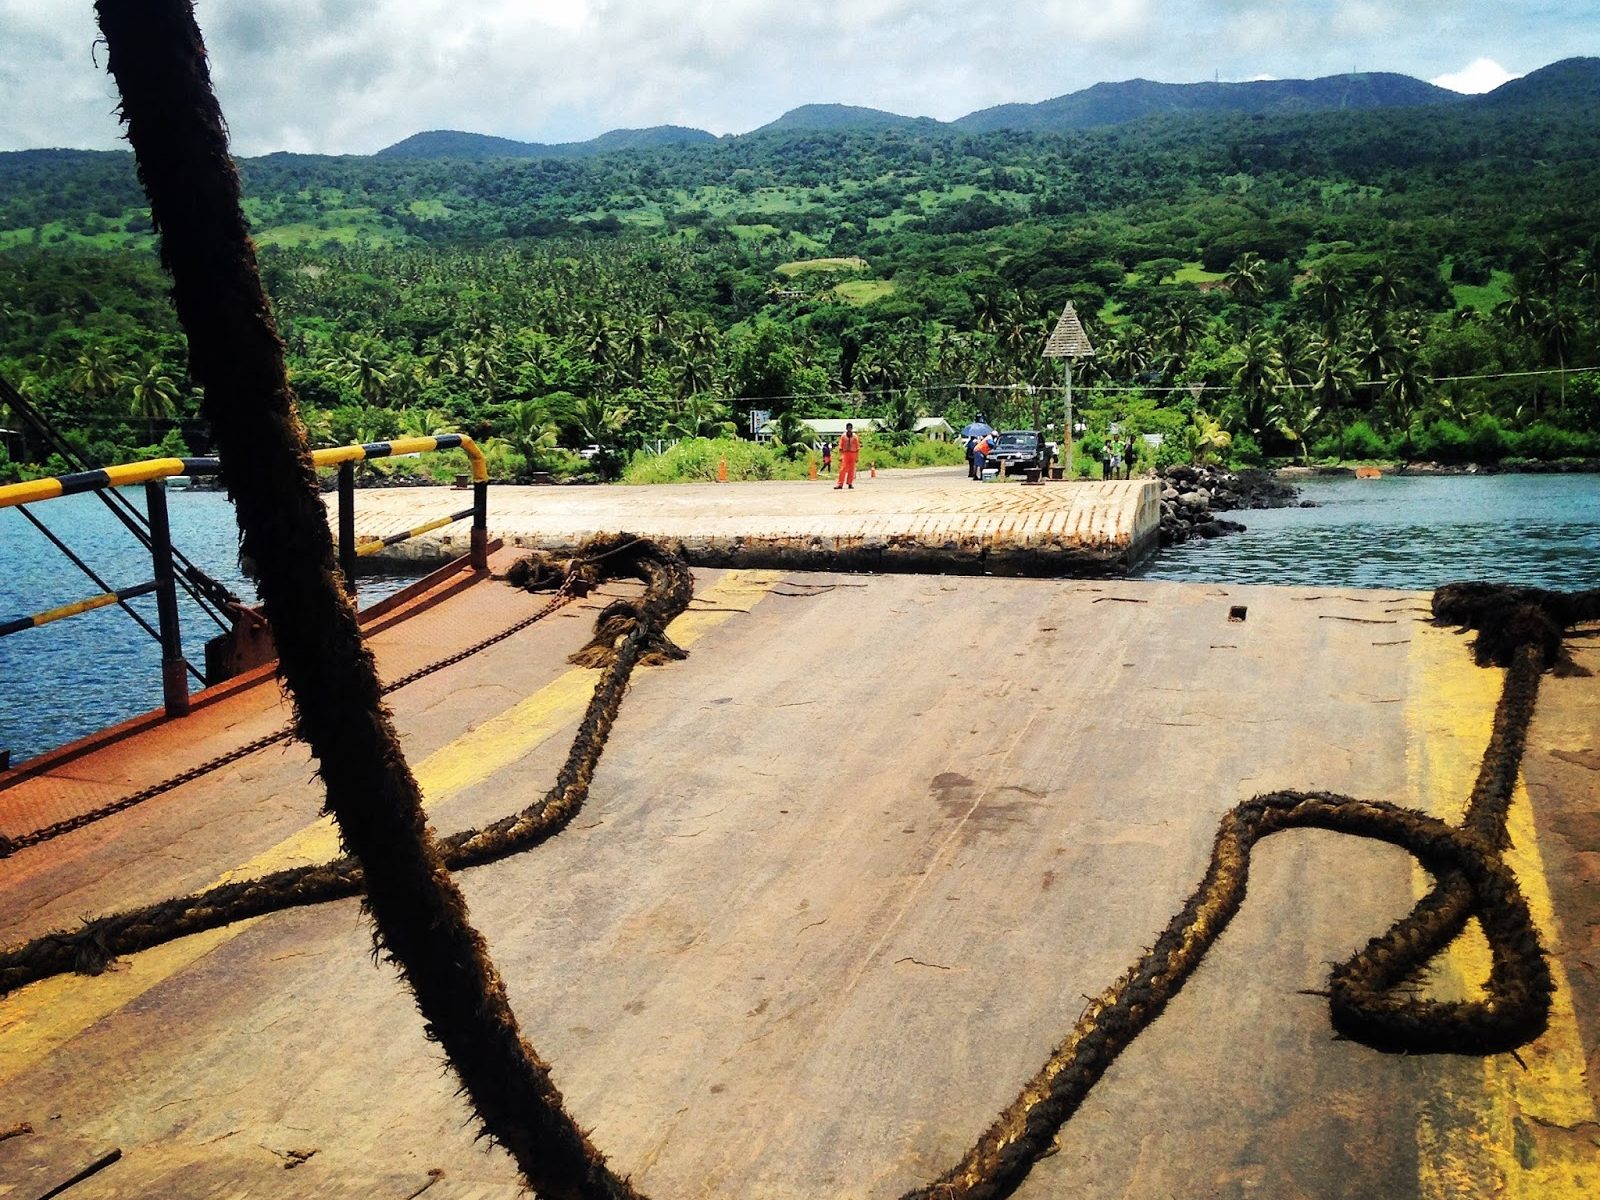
1409, 624, 1600, 1199
0, 570, 783, 1084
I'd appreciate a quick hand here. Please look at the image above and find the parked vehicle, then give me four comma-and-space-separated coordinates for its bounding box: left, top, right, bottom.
987, 430, 1048, 476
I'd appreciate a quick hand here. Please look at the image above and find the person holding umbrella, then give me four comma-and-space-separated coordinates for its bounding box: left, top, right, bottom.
960, 419, 993, 481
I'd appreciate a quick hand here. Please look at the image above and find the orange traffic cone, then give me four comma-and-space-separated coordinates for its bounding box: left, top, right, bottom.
869, 462, 876, 478
718, 459, 728, 483
809, 462, 817, 481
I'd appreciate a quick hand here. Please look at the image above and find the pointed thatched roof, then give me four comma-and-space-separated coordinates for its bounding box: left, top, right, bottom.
1042, 301, 1095, 358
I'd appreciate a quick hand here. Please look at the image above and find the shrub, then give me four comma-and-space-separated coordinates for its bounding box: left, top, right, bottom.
1338, 420, 1391, 462
1510, 422, 1596, 460
1227, 432, 1265, 468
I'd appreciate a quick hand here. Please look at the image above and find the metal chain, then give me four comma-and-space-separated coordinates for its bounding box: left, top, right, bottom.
0, 585, 577, 859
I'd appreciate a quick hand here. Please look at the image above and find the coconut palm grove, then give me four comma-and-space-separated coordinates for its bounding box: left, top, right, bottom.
2, 58, 1598, 483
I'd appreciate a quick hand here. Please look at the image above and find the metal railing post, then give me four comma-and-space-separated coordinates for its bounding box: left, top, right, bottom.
144, 481, 190, 717
471, 481, 489, 571
338, 461, 357, 596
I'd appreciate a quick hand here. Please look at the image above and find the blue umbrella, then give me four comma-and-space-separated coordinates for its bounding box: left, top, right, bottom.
959, 421, 993, 438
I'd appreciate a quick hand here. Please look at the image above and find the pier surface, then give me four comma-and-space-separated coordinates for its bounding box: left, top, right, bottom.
2, 559, 1598, 1198
331, 468, 1160, 575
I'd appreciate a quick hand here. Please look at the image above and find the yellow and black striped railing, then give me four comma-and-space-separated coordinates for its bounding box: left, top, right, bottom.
0, 435, 492, 718
0, 581, 161, 639
310, 433, 488, 483
0, 457, 218, 509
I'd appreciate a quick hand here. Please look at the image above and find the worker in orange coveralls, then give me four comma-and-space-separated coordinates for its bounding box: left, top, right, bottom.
834, 421, 861, 490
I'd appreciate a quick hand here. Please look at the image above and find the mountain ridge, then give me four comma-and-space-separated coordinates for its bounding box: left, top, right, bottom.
373, 62, 1568, 158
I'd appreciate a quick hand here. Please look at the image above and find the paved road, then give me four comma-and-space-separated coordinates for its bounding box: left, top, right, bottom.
1, 562, 1596, 1198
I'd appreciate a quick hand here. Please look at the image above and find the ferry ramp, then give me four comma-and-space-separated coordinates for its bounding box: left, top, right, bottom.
1, 556, 1597, 1198
327, 470, 1161, 576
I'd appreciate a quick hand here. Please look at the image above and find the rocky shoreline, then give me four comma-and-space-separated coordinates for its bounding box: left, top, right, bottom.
1154, 465, 1307, 547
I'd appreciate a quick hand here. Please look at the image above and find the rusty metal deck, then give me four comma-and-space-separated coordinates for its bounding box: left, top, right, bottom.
2, 561, 1597, 1198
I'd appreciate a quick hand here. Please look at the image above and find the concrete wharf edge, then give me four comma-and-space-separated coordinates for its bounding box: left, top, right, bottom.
331, 469, 1161, 576
1, 562, 1597, 1199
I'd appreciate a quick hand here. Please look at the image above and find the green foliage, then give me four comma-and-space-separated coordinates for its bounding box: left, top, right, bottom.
1314, 419, 1392, 462
4, 79, 1600, 473
623, 436, 782, 483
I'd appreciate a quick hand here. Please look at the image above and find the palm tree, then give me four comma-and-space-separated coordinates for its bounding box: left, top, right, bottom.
460, 342, 504, 401
1382, 351, 1432, 431
572, 394, 634, 479
1575, 236, 1600, 319
1227, 329, 1285, 439
1300, 266, 1347, 338
1225, 252, 1268, 309
325, 341, 394, 407
618, 322, 651, 386
129, 362, 181, 443
770, 409, 810, 460
70, 344, 129, 399
1494, 280, 1540, 341
1186, 409, 1233, 465
1159, 302, 1208, 375
1532, 238, 1571, 303
1365, 262, 1404, 315
487, 399, 558, 473
1100, 326, 1150, 383
1537, 303, 1576, 413
878, 390, 921, 446
1307, 339, 1359, 457
668, 394, 736, 440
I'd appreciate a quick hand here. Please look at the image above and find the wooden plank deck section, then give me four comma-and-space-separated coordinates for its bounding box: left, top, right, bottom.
329, 469, 1160, 576
1, 562, 1597, 1198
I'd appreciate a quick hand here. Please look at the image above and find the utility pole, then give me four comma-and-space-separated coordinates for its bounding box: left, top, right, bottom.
1042, 301, 1094, 478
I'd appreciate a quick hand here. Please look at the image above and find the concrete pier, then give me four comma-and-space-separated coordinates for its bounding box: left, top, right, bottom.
2, 561, 1596, 1198
330, 468, 1160, 576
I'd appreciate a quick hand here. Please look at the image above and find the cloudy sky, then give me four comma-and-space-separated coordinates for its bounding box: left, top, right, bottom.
2, 1, 1593, 156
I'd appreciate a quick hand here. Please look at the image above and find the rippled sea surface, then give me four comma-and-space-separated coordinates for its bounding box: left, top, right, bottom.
1, 489, 413, 763
1136, 473, 1600, 591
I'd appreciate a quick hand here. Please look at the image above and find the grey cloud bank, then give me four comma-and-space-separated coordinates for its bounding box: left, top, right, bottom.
1, 0, 1594, 155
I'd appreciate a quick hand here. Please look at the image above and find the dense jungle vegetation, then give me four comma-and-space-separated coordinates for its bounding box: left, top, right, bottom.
2, 59, 1598, 482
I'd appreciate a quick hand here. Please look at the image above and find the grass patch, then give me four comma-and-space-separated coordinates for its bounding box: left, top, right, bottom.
1170, 262, 1225, 284
408, 198, 450, 219
255, 222, 393, 248
775, 256, 868, 277
829, 279, 895, 305
1450, 268, 1513, 312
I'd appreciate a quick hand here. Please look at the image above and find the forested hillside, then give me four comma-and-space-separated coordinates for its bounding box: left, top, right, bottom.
1, 58, 1597, 482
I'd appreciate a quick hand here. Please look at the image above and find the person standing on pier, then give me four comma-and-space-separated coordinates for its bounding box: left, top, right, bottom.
1124, 434, 1139, 479
821, 440, 833, 475
834, 422, 861, 490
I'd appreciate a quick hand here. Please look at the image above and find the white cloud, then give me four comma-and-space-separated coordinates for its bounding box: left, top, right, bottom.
0, 2, 1590, 155
1430, 56, 1516, 94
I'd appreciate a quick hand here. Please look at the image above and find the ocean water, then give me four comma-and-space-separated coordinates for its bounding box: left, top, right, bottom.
0, 489, 413, 764
1135, 473, 1600, 592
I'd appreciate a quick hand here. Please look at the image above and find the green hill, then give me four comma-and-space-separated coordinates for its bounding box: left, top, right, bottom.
376, 125, 718, 160
954, 72, 1461, 133
751, 104, 936, 134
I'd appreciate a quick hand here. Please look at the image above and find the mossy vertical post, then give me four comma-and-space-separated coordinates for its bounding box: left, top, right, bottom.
91, 3, 639, 1196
